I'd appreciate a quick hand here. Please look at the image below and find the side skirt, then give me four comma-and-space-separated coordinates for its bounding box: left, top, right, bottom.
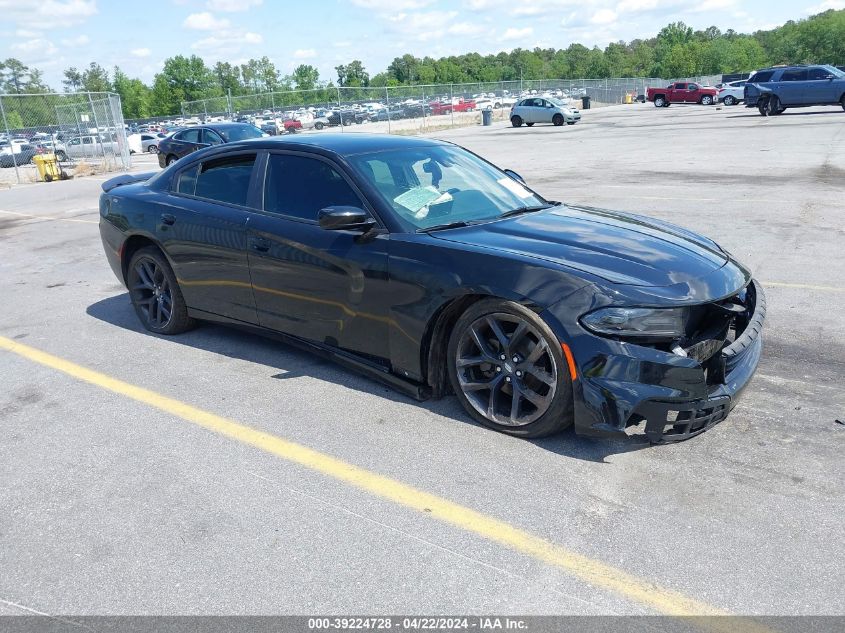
188, 308, 432, 402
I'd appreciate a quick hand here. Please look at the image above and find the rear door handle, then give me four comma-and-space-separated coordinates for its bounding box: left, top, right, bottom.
249, 236, 271, 253
160, 213, 175, 226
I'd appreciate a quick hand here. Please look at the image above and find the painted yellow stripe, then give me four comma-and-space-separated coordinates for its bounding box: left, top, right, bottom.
762, 281, 845, 292
0, 335, 773, 632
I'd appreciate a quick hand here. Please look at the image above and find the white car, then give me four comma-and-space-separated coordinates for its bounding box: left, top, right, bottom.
718, 80, 747, 106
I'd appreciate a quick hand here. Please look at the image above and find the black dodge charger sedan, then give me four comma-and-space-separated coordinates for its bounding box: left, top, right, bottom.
99, 134, 765, 443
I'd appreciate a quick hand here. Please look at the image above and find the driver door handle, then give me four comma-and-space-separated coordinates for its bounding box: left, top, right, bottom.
249, 236, 271, 253
160, 213, 175, 226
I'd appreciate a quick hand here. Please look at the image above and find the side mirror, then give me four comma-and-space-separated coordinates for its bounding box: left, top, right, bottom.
503, 169, 526, 184
318, 206, 376, 231
825, 74, 835, 80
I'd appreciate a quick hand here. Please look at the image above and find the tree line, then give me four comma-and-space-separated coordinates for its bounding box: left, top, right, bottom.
0, 9, 842, 120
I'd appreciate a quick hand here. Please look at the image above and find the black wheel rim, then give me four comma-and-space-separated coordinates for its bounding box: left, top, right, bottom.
456, 313, 558, 426
131, 258, 173, 329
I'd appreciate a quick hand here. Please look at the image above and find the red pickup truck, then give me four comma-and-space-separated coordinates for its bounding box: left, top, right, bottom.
647, 82, 718, 107
429, 99, 476, 115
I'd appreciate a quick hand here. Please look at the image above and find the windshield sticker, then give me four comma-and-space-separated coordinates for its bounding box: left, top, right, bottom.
395, 186, 452, 219
498, 177, 533, 199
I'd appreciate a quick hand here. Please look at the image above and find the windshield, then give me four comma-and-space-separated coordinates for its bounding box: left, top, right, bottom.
547, 97, 569, 107
217, 125, 264, 142
823, 65, 845, 78
349, 145, 547, 231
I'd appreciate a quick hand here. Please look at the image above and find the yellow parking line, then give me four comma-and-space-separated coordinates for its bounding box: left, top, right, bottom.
0, 209, 98, 225
762, 281, 845, 292
0, 335, 772, 630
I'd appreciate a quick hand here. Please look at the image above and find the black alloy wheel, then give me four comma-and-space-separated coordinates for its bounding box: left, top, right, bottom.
448, 300, 573, 438
127, 247, 195, 335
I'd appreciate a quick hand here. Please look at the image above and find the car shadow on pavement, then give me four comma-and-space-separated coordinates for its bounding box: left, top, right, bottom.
86, 293, 653, 463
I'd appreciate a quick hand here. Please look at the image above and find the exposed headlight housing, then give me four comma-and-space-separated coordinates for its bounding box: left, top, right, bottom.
581, 306, 689, 339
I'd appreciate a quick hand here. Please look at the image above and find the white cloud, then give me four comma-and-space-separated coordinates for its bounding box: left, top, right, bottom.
131, 48, 151, 58
805, 0, 845, 12
502, 26, 533, 41
60, 34, 89, 46
191, 29, 263, 55
693, 0, 737, 11
15, 28, 42, 38
352, 0, 434, 8
590, 8, 618, 24
448, 22, 487, 37
184, 11, 231, 30
293, 48, 317, 59
384, 10, 460, 41
11, 38, 59, 56
0, 0, 96, 27
206, 0, 262, 10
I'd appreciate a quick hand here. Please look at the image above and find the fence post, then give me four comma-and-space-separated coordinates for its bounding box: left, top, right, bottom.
87, 92, 109, 168
227, 90, 233, 119
336, 86, 343, 133
0, 95, 21, 184
385, 86, 391, 134
450, 84, 454, 128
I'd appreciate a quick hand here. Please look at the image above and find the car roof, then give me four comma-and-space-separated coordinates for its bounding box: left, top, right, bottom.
224, 133, 449, 156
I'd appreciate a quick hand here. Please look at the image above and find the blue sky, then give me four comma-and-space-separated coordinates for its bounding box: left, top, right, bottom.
0, 0, 838, 89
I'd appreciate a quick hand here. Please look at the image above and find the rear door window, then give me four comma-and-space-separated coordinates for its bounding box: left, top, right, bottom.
191, 154, 256, 206
781, 69, 808, 81
180, 128, 201, 143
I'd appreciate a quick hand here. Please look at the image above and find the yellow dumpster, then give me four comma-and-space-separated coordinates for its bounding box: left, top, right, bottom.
624, 93, 633, 104
33, 153, 61, 182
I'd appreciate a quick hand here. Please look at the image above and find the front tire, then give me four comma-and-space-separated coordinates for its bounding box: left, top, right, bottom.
447, 299, 574, 438
701, 95, 714, 105
552, 113, 564, 126
525, 122, 535, 127
511, 115, 523, 127
127, 246, 195, 335
56, 150, 67, 161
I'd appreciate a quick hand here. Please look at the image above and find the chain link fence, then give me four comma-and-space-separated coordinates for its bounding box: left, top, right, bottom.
0, 92, 129, 185
174, 76, 724, 135
171, 76, 720, 134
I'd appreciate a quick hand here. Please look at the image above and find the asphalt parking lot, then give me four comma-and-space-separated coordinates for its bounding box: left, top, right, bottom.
1, 103, 843, 619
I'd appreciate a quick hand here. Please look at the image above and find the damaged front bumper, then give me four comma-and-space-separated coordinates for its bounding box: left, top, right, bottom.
566, 279, 766, 443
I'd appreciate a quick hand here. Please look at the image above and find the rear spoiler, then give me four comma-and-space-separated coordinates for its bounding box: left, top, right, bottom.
101, 171, 157, 193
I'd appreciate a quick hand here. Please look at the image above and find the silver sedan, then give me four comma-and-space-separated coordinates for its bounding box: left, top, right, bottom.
510, 97, 581, 127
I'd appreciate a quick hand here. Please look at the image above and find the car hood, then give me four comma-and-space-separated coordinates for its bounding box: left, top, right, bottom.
430, 204, 729, 287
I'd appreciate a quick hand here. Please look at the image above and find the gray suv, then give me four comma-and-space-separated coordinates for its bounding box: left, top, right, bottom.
745, 65, 845, 116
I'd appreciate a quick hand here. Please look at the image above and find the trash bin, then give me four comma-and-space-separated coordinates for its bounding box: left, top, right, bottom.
581, 95, 591, 110
33, 153, 61, 182
624, 94, 633, 104
482, 108, 493, 126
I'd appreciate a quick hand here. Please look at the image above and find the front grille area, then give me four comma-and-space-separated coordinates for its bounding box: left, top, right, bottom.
636, 397, 732, 443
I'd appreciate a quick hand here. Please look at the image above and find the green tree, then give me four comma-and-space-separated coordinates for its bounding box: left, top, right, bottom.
292, 64, 320, 91
113, 67, 152, 118
335, 60, 369, 87
151, 55, 216, 115
213, 62, 243, 96
1, 58, 31, 93
63, 67, 83, 92
81, 62, 112, 92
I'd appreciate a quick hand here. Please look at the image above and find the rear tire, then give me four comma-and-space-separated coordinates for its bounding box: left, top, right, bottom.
127, 246, 195, 335
552, 113, 564, 126
768, 95, 782, 116
447, 299, 574, 439
511, 115, 523, 127
56, 151, 67, 161
166, 154, 178, 166
841, 95, 845, 111
654, 96, 665, 107
722, 95, 736, 106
